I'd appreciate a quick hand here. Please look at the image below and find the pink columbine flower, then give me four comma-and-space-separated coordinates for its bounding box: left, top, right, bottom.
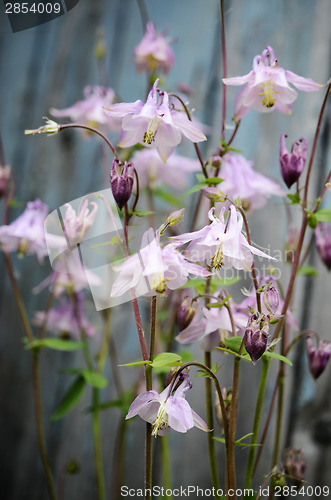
62, 199, 98, 248
105, 79, 207, 161
214, 152, 284, 211
126, 372, 209, 436
279, 134, 308, 189
306, 333, 331, 379
170, 206, 275, 272
50, 86, 122, 133
0, 199, 49, 261
110, 229, 210, 298
131, 149, 200, 190
315, 223, 331, 271
223, 46, 322, 120
34, 293, 95, 340
133, 22, 175, 74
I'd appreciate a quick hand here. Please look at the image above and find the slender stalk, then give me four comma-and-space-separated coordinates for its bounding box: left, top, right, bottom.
220, 0, 227, 140
92, 389, 106, 500
59, 123, 118, 158
244, 357, 270, 488
160, 436, 172, 494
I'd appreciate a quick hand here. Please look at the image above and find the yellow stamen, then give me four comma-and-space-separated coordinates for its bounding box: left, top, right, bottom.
210, 243, 224, 270
152, 402, 168, 437
143, 117, 160, 144
257, 80, 278, 108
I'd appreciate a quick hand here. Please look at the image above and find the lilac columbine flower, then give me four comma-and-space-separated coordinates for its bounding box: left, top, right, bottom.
126, 373, 209, 436
62, 199, 98, 248
279, 134, 308, 189
110, 159, 134, 210
0, 164, 11, 198
0, 199, 49, 261
33, 293, 96, 340
244, 312, 270, 365
223, 46, 321, 121
110, 230, 210, 298
105, 79, 206, 161
171, 206, 275, 272
131, 148, 200, 191
216, 152, 284, 211
315, 223, 331, 271
133, 22, 175, 74
306, 333, 331, 379
50, 86, 122, 133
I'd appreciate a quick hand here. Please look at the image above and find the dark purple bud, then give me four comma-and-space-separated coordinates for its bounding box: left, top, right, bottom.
178, 296, 199, 331
263, 285, 279, 314
244, 312, 269, 365
280, 134, 308, 189
306, 333, 331, 379
315, 223, 331, 271
0, 164, 11, 199
284, 448, 305, 487
110, 159, 134, 210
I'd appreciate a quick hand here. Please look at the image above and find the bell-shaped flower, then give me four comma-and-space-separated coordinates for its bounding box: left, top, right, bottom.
33, 293, 96, 340
62, 199, 98, 248
132, 148, 200, 190
126, 373, 209, 436
171, 206, 275, 272
133, 22, 175, 74
315, 223, 331, 271
110, 158, 134, 210
0, 199, 49, 261
215, 152, 284, 211
223, 46, 322, 121
306, 333, 331, 379
50, 85, 122, 133
244, 311, 270, 365
105, 79, 206, 161
279, 134, 308, 188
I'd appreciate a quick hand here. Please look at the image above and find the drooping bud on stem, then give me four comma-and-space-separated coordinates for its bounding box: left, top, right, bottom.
279, 134, 308, 188
244, 312, 269, 365
110, 158, 134, 210
263, 285, 279, 314
306, 332, 331, 379
178, 296, 199, 331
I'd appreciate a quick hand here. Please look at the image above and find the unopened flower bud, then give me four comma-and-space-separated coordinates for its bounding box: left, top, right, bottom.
25, 118, 60, 136
306, 333, 331, 379
315, 223, 331, 271
263, 285, 279, 314
280, 134, 308, 189
211, 155, 222, 169
110, 159, 134, 210
283, 448, 305, 487
0, 164, 11, 198
178, 296, 198, 331
244, 312, 269, 365
201, 186, 227, 202
166, 208, 185, 227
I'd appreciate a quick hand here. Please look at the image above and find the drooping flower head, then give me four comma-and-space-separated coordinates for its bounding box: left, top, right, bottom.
0, 199, 49, 261
244, 311, 270, 365
133, 22, 175, 74
50, 86, 122, 133
315, 223, 331, 271
126, 372, 209, 436
110, 158, 134, 210
223, 46, 321, 120
306, 333, 331, 379
105, 79, 206, 161
213, 152, 284, 211
170, 206, 275, 272
279, 134, 308, 188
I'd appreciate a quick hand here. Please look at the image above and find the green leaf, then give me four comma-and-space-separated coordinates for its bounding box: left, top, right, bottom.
25, 338, 84, 351
181, 183, 207, 198
287, 193, 301, 205
225, 336, 245, 353
263, 351, 292, 366
297, 265, 318, 277
81, 370, 108, 389
179, 275, 241, 293
154, 187, 182, 207
214, 433, 261, 448
119, 360, 150, 367
315, 208, 331, 222
206, 295, 232, 308
51, 376, 86, 421
131, 209, 155, 217
216, 346, 251, 362
151, 352, 182, 368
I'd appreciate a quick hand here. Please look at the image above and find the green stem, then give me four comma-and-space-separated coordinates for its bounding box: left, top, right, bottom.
204, 351, 222, 496
161, 435, 172, 494
244, 357, 270, 488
